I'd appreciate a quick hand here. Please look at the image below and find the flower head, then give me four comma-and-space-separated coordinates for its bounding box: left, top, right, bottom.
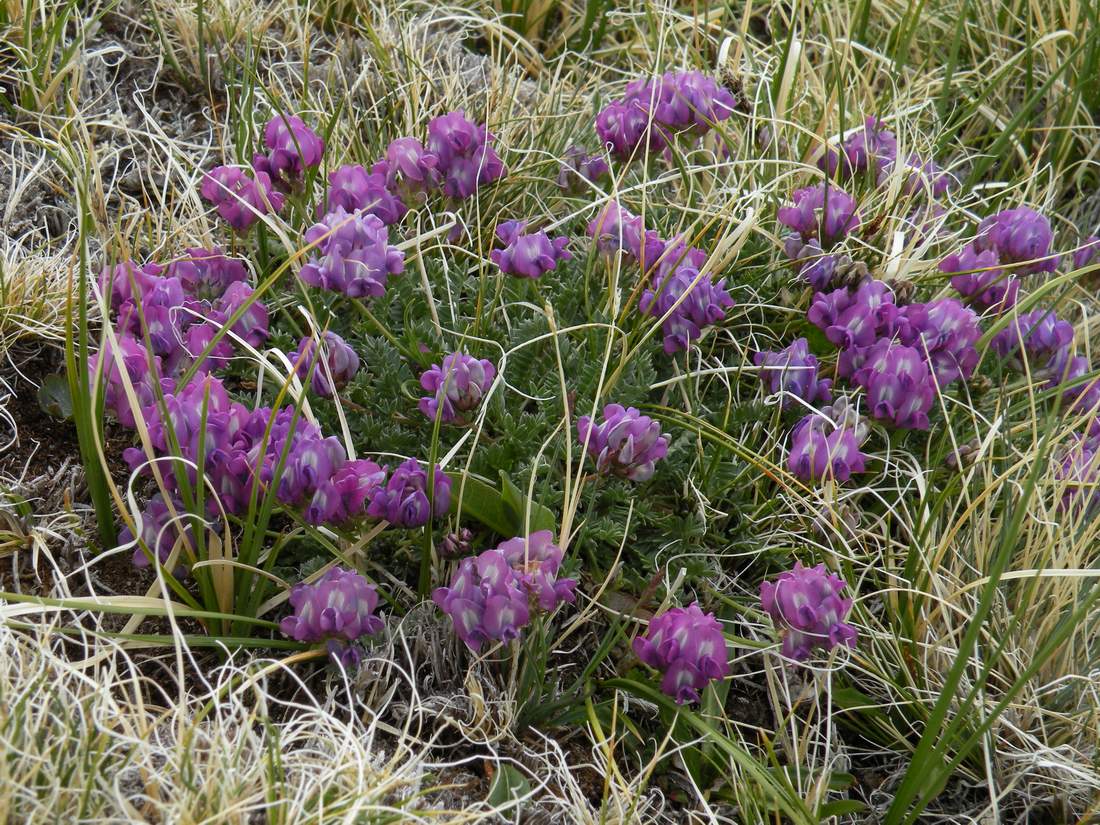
426, 110, 506, 199
1073, 235, 1100, 270
120, 492, 195, 572
808, 280, 898, 350
166, 248, 248, 302
895, 298, 981, 387
787, 411, 867, 484
215, 281, 270, 347
991, 309, 1074, 371
850, 339, 935, 429
418, 353, 496, 423
976, 206, 1058, 274
299, 207, 405, 298
941, 244, 1019, 312
291, 331, 361, 398
576, 403, 670, 482
778, 184, 860, 248
201, 165, 285, 231
760, 562, 857, 661
491, 530, 577, 611
254, 114, 324, 187
367, 458, 451, 527
381, 137, 441, 203
322, 164, 407, 225
557, 145, 610, 193
279, 567, 383, 669
754, 338, 832, 409
639, 262, 734, 353
633, 603, 731, 704
490, 220, 572, 279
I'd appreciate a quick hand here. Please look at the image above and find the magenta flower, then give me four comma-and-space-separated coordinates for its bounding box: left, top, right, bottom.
426, 110, 506, 199
215, 281, 269, 348
895, 298, 981, 387
325, 459, 388, 521
367, 458, 451, 527
200, 165, 285, 231
99, 260, 164, 307
586, 201, 644, 256
818, 117, 898, 181
381, 137, 441, 203
490, 220, 572, 279
760, 562, 857, 661
991, 309, 1074, 371
299, 207, 405, 298
120, 492, 195, 572
278, 434, 348, 506
252, 114, 324, 188
418, 352, 496, 424
633, 603, 731, 704
576, 403, 670, 482
787, 412, 867, 484
322, 164, 407, 225
778, 184, 861, 248
291, 331, 361, 398
595, 99, 657, 158
976, 206, 1058, 274
89, 334, 161, 428
1057, 436, 1100, 514
1073, 235, 1100, 270
850, 340, 935, 430
754, 338, 832, 409
166, 247, 248, 302
808, 280, 898, 351
280, 567, 383, 667
639, 262, 735, 353
557, 145, 610, 193
941, 243, 1019, 312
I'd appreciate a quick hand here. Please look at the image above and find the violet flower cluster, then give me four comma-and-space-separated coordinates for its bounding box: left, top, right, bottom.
787, 408, 868, 484
366, 458, 451, 528
760, 562, 858, 662
778, 184, 861, 250
253, 114, 325, 190
818, 116, 951, 196
418, 352, 496, 424
427, 110, 507, 199
490, 220, 572, 279
290, 331, 361, 398
557, 144, 610, 194
595, 70, 737, 159
432, 530, 576, 651
941, 206, 1058, 311
279, 567, 384, 668
298, 207, 405, 298
754, 338, 832, 410
633, 603, 731, 704
576, 403, 670, 482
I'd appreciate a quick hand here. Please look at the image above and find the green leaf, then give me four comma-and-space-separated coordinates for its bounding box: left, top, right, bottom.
499, 471, 556, 533
819, 800, 867, 818
486, 763, 531, 809
37, 373, 73, 420
449, 472, 556, 536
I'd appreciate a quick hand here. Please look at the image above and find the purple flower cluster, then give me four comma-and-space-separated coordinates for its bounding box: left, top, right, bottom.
941, 206, 1058, 312
778, 184, 861, 249
299, 207, 405, 298
321, 163, 407, 225
760, 562, 858, 661
279, 567, 383, 668
576, 403, 670, 482
1073, 235, 1100, 270
991, 309, 1074, 371
432, 530, 576, 651
366, 458, 451, 528
200, 166, 285, 232
426, 110, 507, 199
848, 340, 934, 430
753, 338, 832, 409
291, 331, 361, 398
1057, 434, 1100, 514
253, 114, 325, 190
787, 408, 868, 483
557, 145, 610, 194
418, 352, 496, 424
818, 117, 951, 196
633, 603, 731, 704
490, 220, 572, 279
119, 492, 195, 572
595, 70, 737, 159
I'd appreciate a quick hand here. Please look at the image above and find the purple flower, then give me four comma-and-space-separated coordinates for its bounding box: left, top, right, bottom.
787, 411, 867, 484
595, 99, 657, 158
976, 206, 1059, 274
798, 249, 839, 291
1073, 235, 1100, 270
215, 281, 269, 348
278, 435, 348, 506
381, 137, 441, 203
941, 243, 1019, 312
166, 248, 248, 302
326, 459, 387, 521
299, 207, 405, 298
89, 334, 161, 428
754, 338, 832, 409
99, 260, 164, 307
279, 568, 383, 657
321, 164, 407, 225
760, 562, 857, 661
291, 331, 361, 398
120, 492, 195, 572
991, 309, 1074, 371
576, 403, 670, 482
896, 298, 981, 387
367, 458, 450, 527
808, 280, 898, 350
492, 530, 577, 611
200, 165, 285, 231
557, 145, 610, 193
418, 353, 496, 424
1047, 353, 1100, 416
1057, 436, 1100, 514
586, 201, 644, 256
426, 110, 506, 199
432, 554, 528, 651
254, 114, 324, 187
490, 220, 572, 279
632, 603, 731, 704
851, 340, 935, 429
639, 262, 735, 353
818, 117, 898, 181
778, 184, 860, 248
